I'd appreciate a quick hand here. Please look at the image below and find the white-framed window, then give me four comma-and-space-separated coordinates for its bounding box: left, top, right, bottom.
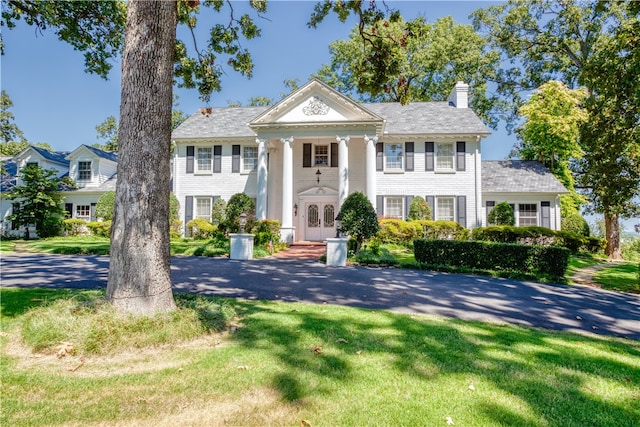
314, 145, 329, 166
196, 147, 212, 172
518, 203, 538, 226
385, 143, 403, 170
195, 197, 211, 220
26, 161, 39, 168
75, 205, 91, 220
436, 197, 455, 221
436, 143, 454, 171
78, 161, 92, 181
242, 146, 258, 172
385, 197, 404, 219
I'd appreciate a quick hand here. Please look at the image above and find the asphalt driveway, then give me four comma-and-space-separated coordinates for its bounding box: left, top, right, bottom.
2, 253, 639, 340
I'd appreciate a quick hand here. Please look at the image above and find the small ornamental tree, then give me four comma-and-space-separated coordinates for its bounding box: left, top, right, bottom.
225, 193, 255, 233
488, 201, 515, 226
7, 164, 65, 238
211, 197, 226, 225
408, 196, 432, 220
95, 191, 116, 220
337, 191, 379, 254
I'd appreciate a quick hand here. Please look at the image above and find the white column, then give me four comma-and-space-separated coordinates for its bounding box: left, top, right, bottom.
474, 136, 483, 227
336, 135, 350, 209
256, 137, 268, 220
281, 137, 294, 243
364, 135, 378, 211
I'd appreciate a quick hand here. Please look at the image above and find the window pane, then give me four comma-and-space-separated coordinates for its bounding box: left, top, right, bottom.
386, 197, 403, 219
308, 204, 319, 227
437, 197, 454, 221
385, 144, 403, 169
436, 144, 454, 170
324, 204, 335, 227
76, 205, 90, 219
243, 146, 258, 172
78, 161, 92, 181
519, 204, 537, 226
315, 145, 328, 166
197, 148, 212, 171
195, 198, 211, 219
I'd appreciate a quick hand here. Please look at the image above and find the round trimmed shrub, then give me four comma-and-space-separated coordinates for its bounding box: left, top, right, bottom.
407, 196, 431, 221
488, 202, 515, 226
561, 213, 590, 236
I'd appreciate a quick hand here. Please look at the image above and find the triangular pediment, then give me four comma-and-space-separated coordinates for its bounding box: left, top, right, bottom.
250, 79, 383, 128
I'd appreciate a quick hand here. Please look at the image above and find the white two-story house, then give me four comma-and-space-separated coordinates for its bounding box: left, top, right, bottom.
172, 79, 567, 242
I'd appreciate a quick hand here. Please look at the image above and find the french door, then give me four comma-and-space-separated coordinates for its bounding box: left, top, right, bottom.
305, 202, 336, 241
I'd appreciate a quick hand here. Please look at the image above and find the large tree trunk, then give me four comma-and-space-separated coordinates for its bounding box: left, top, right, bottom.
604, 211, 622, 261
106, 1, 177, 314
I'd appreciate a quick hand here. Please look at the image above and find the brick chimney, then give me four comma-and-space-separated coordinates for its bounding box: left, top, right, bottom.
448, 81, 469, 108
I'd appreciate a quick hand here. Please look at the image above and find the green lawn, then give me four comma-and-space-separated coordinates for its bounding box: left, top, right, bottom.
1, 288, 639, 426
594, 263, 640, 293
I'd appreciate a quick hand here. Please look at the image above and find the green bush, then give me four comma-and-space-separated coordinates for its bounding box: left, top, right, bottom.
414, 239, 569, 278
413, 220, 469, 240
251, 219, 281, 246
621, 238, 640, 262
63, 218, 88, 236
86, 221, 111, 238
211, 198, 227, 225
487, 202, 515, 226
561, 213, 590, 236
225, 193, 255, 233
338, 192, 379, 253
377, 219, 420, 245
407, 196, 431, 220
186, 218, 217, 240
170, 219, 183, 239
95, 191, 116, 221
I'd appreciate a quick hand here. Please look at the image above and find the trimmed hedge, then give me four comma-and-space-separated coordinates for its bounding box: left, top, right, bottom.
414, 239, 570, 278
86, 221, 111, 238
472, 225, 605, 254
251, 219, 281, 246
187, 218, 217, 240
377, 219, 468, 245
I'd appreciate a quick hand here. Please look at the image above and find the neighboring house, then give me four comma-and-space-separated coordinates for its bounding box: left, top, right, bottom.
0, 145, 117, 236
62, 145, 118, 222
171, 78, 568, 242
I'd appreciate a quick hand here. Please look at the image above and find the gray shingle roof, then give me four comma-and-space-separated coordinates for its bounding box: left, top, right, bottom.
365, 102, 490, 135
80, 144, 118, 162
1, 159, 17, 192
172, 102, 490, 139
30, 146, 70, 165
482, 161, 569, 193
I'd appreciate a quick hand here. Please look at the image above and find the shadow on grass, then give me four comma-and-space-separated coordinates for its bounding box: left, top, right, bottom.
231, 300, 640, 426
0, 288, 103, 318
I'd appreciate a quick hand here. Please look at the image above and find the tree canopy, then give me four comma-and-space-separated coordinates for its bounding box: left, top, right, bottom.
315, 15, 502, 127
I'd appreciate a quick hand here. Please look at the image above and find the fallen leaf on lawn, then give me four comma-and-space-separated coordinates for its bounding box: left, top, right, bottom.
237, 365, 250, 370
55, 341, 75, 359
446, 416, 454, 425
337, 338, 348, 344
468, 383, 475, 391
68, 356, 86, 372
301, 420, 313, 427
177, 368, 184, 372
355, 350, 363, 355
312, 345, 323, 355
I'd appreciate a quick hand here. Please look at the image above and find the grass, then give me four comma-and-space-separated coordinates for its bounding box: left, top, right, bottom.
594, 263, 640, 293
1, 288, 639, 426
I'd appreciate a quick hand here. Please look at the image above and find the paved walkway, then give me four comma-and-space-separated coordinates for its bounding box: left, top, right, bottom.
2, 253, 639, 340
271, 243, 326, 259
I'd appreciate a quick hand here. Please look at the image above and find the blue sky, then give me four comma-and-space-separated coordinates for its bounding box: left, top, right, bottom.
2, 1, 512, 157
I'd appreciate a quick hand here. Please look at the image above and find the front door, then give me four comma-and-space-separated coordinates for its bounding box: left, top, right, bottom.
305, 202, 336, 241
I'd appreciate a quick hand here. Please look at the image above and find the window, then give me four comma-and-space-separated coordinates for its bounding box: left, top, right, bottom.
385, 197, 403, 219
436, 143, 454, 171
26, 162, 39, 168
519, 203, 537, 226
314, 145, 328, 166
385, 143, 403, 170
78, 161, 92, 181
75, 205, 91, 220
196, 147, 212, 172
195, 197, 211, 220
242, 146, 258, 172
437, 197, 455, 221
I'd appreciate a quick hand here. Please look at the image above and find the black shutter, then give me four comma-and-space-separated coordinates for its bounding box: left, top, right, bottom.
213, 145, 222, 173
376, 142, 384, 171
64, 203, 73, 218
405, 142, 414, 171
541, 201, 551, 228
425, 142, 434, 171
90, 203, 96, 222
405, 195, 414, 220
330, 143, 338, 167
456, 196, 467, 228
184, 196, 193, 236
186, 146, 194, 173
303, 143, 312, 168
485, 201, 495, 225
232, 145, 241, 173
376, 195, 384, 216
456, 141, 466, 171
425, 195, 435, 219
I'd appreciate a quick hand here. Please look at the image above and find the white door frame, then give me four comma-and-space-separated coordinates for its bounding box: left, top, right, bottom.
297, 187, 338, 242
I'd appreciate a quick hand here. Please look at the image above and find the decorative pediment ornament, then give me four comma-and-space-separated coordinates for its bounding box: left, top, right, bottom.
302, 96, 330, 116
